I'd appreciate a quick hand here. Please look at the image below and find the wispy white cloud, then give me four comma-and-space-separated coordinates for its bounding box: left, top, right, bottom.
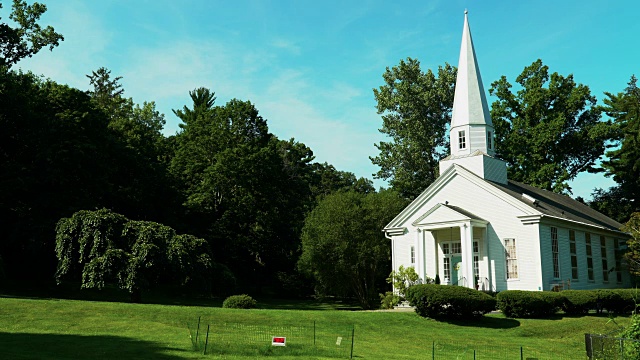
16, 0, 111, 89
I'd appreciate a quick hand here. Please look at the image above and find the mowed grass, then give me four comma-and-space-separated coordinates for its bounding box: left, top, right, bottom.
0, 295, 630, 359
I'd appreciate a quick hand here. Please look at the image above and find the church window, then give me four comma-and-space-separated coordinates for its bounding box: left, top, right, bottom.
458, 130, 466, 149
487, 131, 492, 150
586, 233, 594, 281
601, 236, 609, 283
551, 227, 560, 279
504, 238, 518, 280
410, 246, 415, 264
615, 239, 624, 283
443, 258, 451, 281
569, 230, 578, 280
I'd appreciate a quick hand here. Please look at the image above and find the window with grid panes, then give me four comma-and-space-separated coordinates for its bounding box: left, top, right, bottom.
569, 230, 578, 280
504, 238, 518, 279
586, 233, 594, 281
601, 236, 609, 282
615, 239, 623, 283
458, 130, 466, 149
551, 227, 560, 279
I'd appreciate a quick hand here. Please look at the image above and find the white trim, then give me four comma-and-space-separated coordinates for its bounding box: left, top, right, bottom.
384, 164, 540, 230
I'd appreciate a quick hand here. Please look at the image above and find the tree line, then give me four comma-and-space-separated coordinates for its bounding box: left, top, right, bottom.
2, 1, 639, 308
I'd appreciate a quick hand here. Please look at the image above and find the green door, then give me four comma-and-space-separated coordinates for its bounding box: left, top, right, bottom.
451, 255, 462, 285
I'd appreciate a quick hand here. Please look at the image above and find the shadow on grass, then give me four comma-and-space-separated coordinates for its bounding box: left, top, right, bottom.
437, 315, 521, 329
0, 332, 187, 360
1, 279, 370, 311
255, 297, 362, 311
1, 281, 363, 311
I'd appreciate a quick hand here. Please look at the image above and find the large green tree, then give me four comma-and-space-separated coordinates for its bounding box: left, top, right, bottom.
621, 212, 640, 277
0, 0, 63, 68
489, 59, 615, 194
55, 209, 212, 302
0, 71, 116, 281
371, 58, 456, 199
170, 89, 317, 289
298, 189, 409, 309
599, 75, 640, 218
86, 67, 177, 222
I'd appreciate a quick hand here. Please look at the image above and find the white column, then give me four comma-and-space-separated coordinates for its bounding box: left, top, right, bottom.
460, 223, 475, 289
415, 228, 422, 278
483, 227, 491, 291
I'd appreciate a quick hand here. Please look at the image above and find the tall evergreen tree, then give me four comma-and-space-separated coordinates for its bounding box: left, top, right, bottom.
601, 75, 640, 216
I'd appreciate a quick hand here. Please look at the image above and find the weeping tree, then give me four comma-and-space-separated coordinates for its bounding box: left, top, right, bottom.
55, 208, 212, 302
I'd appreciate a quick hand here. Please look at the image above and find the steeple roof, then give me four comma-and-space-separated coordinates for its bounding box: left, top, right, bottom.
451, 11, 493, 128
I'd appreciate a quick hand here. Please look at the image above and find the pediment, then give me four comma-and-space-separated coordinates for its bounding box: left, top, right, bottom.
412, 203, 484, 227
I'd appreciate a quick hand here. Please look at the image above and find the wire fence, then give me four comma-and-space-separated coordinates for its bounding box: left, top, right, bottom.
585, 333, 640, 360
186, 317, 354, 358
421, 341, 586, 360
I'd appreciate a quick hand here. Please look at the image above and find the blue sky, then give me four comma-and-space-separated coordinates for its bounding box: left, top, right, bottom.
15, 0, 640, 199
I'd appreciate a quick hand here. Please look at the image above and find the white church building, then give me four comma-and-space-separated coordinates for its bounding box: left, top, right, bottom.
384, 12, 630, 292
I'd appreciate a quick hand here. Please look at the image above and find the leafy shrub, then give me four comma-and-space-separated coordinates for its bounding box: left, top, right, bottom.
497, 290, 564, 318
406, 284, 496, 319
380, 266, 428, 309
596, 289, 640, 314
380, 291, 400, 309
561, 290, 598, 315
222, 294, 257, 309
621, 313, 640, 357
596, 289, 625, 314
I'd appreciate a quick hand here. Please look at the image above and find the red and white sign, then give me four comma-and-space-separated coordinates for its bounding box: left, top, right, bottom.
272, 337, 286, 346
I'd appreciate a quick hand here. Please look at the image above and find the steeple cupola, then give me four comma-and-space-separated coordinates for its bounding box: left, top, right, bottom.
450, 10, 495, 157
439, 11, 507, 184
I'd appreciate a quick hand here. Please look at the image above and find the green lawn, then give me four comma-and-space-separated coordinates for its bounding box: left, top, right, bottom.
0, 295, 629, 359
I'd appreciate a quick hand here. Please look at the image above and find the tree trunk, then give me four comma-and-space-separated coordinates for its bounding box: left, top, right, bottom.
130, 287, 142, 303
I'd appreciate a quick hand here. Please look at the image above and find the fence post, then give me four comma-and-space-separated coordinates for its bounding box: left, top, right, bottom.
620, 338, 624, 360
350, 326, 355, 359
520, 346, 523, 360
203, 324, 210, 355
585, 334, 593, 359
432, 341, 435, 360
313, 321, 316, 346
195, 316, 201, 345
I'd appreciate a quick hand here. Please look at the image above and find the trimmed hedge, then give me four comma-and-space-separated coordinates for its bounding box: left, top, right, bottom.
597, 289, 640, 314
561, 290, 598, 315
406, 284, 496, 319
222, 294, 257, 309
497, 290, 563, 318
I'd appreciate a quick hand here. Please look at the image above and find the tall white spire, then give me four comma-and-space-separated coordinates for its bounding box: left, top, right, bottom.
449, 11, 494, 157
439, 11, 507, 184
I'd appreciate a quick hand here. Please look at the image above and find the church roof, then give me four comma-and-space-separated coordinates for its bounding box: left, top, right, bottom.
491, 180, 624, 232
450, 11, 493, 128
384, 164, 625, 235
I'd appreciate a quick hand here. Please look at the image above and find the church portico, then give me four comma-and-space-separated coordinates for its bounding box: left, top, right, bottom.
413, 203, 488, 289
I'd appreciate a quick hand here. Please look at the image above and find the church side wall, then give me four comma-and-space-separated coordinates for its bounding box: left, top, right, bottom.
539, 222, 631, 290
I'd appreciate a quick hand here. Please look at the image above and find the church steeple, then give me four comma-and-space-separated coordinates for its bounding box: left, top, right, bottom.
439, 11, 507, 184
449, 10, 495, 157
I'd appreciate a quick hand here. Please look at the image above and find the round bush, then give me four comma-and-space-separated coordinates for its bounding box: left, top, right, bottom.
222, 294, 257, 309
406, 284, 496, 319
614, 289, 640, 314
497, 290, 564, 318
561, 290, 597, 315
